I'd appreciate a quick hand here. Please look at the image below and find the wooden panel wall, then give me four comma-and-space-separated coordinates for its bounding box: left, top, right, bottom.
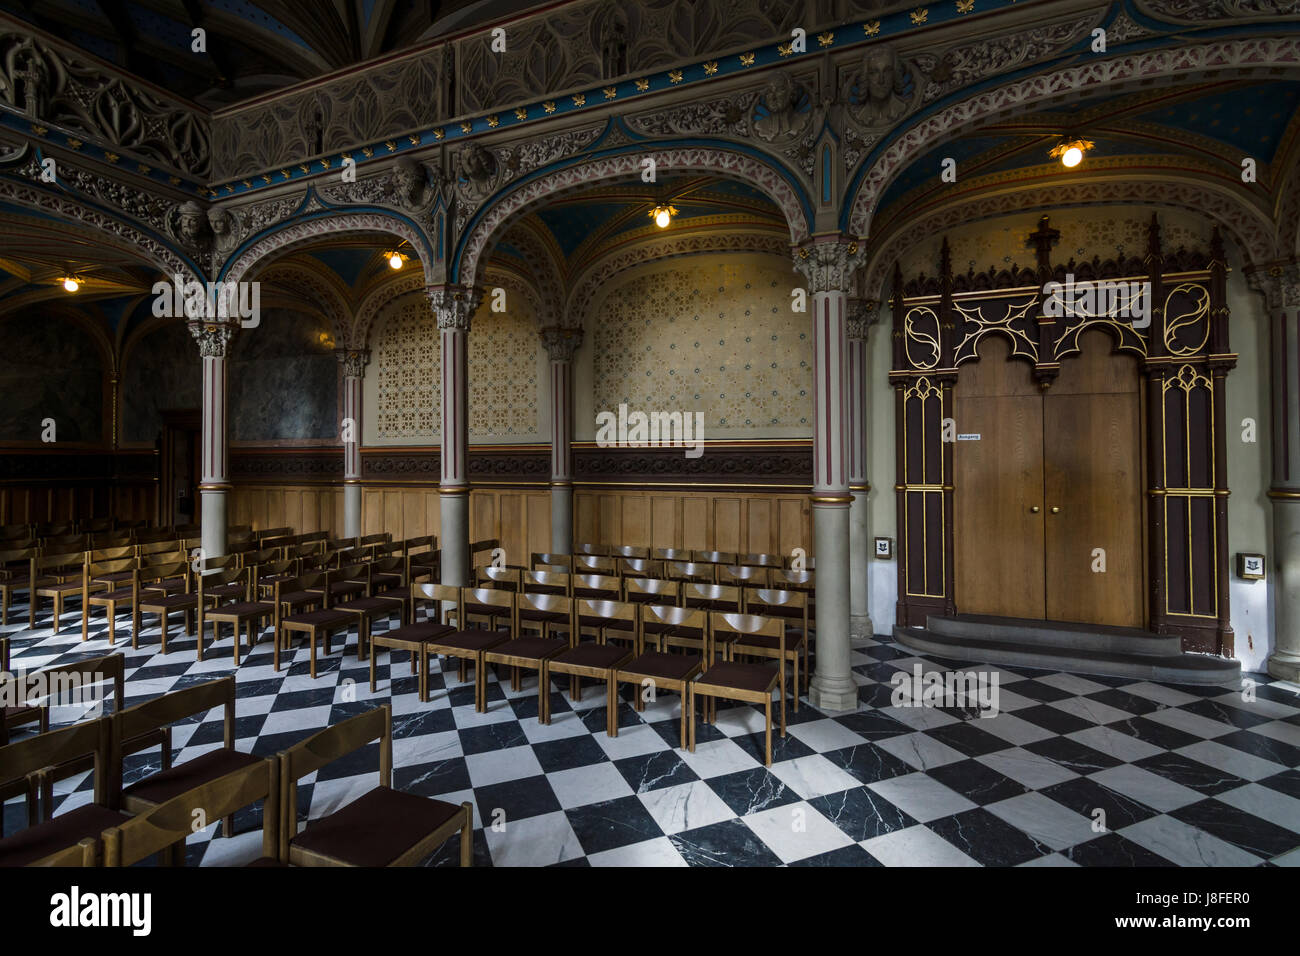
0, 483, 157, 526
573, 489, 812, 557
229, 485, 346, 535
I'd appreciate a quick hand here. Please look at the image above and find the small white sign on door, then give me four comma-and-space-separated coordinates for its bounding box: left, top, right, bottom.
957, 433, 981, 441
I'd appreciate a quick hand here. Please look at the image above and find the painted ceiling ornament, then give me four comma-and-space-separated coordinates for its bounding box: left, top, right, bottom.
844, 45, 914, 130
752, 71, 812, 143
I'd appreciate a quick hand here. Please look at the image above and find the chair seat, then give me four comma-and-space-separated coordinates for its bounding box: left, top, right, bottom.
577, 615, 634, 631
371, 572, 403, 587
204, 582, 246, 599
124, 748, 263, 807
0, 804, 130, 866
334, 597, 394, 616
144, 577, 186, 594
282, 608, 354, 630
551, 644, 631, 670
732, 632, 806, 653
695, 660, 779, 694
90, 586, 135, 603
277, 589, 318, 606
206, 600, 274, 620
39, 580, 88, 595
372, 587, 410, 603
141, 592, 198, 611
372, 621, 456, 646
327, 581, 366, 598
92, 571, 134, 586
521, 608, 569, 624
290, 786, 463, 867
619, 651, 702, 683
430, 628, 510, 652
464, 604, 511, 617
259, 573, 294, 587
487, 636, 568, 662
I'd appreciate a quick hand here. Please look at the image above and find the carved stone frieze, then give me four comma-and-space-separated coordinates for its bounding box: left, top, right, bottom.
427, 285, 481, 332
189, 321, 237, 358
793, 238, 866, 295
540, 327, 583, 362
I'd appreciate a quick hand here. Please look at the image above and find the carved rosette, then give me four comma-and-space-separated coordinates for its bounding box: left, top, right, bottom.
793, 239, 866, 295
337, 349, 371, 378
189, 321, 237, 358
540, 327, 583, 363
426, 285, 480, 331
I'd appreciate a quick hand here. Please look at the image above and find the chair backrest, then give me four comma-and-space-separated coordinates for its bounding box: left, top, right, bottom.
625, 576, 680, 604
88, 536, 132, 552
666, 561, 713, 583
278, 705, 391, 860
692, 550, 737, 566
573, 543, 607, 555
330, 545, 367, 568
81, 518, 114, 533
335, 563, 371, 590
84, 556, 136, 586
477, 566, 521, 590
29, 837, 97, 867
517, 591, 574, 637
359, 533, 390, 548
608, 545, 649, 559
136, 538, 182, 558
683, 583, 741, 611
370, 555, 404, 579
414, 582, 460, 625
530, 552, 574, 572
617, 557, 662, 579
575, 598, 637, 636
33, 551, 85, 578
771, 569, 815, 591
464, 586, 514, 616
103, 759, 278, 867
255, 526, 293, 541
747, 586, 807, 613
137, 560, 190, 589
718, 565, 769, 589
274, 572, 329, 609
739, 553, 783, 568
240, 548, 279, 568
286, 541, 317, 559
24, 652, 127, 715
707, 611, 784, 666
402, 534, 436, 554
0, 545, 38, 571
638, 605, 706, 653
0, 717, 112, 811
573, 554, 616, 573
571, 573, 621, 599
199, 553, 240, 574
115, 677, 237, 776
649, 547, 690, 561
198, 565, 247, 604
523, 570, 570, 596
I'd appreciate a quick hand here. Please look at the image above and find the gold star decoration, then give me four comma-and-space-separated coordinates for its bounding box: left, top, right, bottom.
104, 152, 119, 163
515, 107, 527, 120
777, 43, 793, 56
817, 32, 834, 47
669, 69, 683, 83
635, 77, 650, 90
864, 20, 881, 35
409, 134, 421, 145
138, 163, 151, 174
957, 0, 974, 12
739, 53, 755, 66
385, 141, 396, 152
67, 138, 82, 149
543, 100, 556, 113
460, 122, 472, 133
362, 146, 374, 157
703, 60, 718, 75
572, 93, 586, 106
487, 115, 499, 127
433, 128, 445, 140
603, 87, 617, 100
911, 7, 929, 24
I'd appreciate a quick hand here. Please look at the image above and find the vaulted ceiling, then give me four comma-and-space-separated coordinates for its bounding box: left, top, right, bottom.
0, 0, 553, 106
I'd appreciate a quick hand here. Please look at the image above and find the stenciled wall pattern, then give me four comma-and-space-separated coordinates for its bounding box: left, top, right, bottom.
587, 254, 812, 438
369, 290, 539, 444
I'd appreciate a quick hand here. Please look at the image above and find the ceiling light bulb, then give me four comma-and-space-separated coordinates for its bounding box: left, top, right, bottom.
1061, 146, 1083, 168
62, 276, 79, 292
654, 208, 671, 228
388, 253, 403, 269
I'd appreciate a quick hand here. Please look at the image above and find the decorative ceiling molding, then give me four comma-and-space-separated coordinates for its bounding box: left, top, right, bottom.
846, 36, 1300, 236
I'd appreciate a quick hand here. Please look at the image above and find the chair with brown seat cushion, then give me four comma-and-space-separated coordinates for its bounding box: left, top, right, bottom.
274, 573, 352, 677
571, 573, 621, 604
367, 556, 414, 625
333, 594, 399, 661
103, 758, 280, 867
523, 569, 570, 598
278, 704, 473, 867
0, 717, 127, 866
308, 563, 370, 603
83, 557, 142, 645
462, 573, 517, 630
690, 613, 787, 766
133, 561, 197, 654
611, 605, 706, 748
0, 546, 38, 626
677, 585, 741, 655
193, 565, 251, 662
692, 550, 738, 569
29, 551, 90, 631
573, 554, 617, 575
542, 599, 635, 728
742, 587, 810, 700
530, 552, 574, 572
624, 578, 680, 632
481, 590, 568, 709
202, 567, 274, 666
114, 677, 261, 851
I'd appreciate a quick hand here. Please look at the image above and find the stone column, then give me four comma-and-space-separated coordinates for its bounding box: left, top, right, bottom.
795, 237, 865, 713
846, 300, 875, 639
190, 321, 236, 560
338, 349, 369, 539
428, 285, 479, 586
1256, 264, 1300, 681
542, 328, 582, 554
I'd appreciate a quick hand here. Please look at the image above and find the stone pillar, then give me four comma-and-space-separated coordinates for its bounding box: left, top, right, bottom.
190, 321, 236, 560
846, 300, 875, 639
339, 349, 369, 539
542, 328, 581, 554
795, 237, 865, 713
428, 285, 479, 586
1256, 264, 1300, 681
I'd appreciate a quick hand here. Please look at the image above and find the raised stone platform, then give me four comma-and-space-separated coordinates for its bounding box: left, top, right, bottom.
893, 614, 1241, 686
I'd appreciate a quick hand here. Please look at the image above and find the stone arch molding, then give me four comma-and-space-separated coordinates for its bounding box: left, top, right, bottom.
846, 36, 1300, 237
454, 145, 812, 286
858, 175, 1277, 308
220, 210, 435, 288
352, 272, 428, 351
254, 259, 354, 349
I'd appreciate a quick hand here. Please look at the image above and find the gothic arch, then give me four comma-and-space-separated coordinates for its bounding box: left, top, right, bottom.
844, 36, 1300, 238
453, 142, 813, 286
858, 174, 1278, 308
253, 259, 354, 349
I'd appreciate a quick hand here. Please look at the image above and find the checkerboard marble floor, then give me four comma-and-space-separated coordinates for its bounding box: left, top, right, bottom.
4, 602, 1299, 867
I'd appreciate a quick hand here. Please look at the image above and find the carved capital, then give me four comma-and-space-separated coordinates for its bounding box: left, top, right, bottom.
793, 238, 865, 295
188, 321, 237, 358
540, 327, 582, 363
426, 285, 480, 331
846, 299, 880, 341
337, 349, 371, 378
1248, 262, 1300, 312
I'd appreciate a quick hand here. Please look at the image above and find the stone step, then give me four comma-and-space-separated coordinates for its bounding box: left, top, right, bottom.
894, 625, 1240, 687
927, 613, 1182, 657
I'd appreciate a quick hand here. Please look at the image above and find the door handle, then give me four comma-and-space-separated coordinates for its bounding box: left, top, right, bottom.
1050, 506, 1061, 514
1030, 506, 1040, 513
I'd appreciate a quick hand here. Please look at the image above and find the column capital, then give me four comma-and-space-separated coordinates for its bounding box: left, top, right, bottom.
793, 236, 866, 295
426, 284, 480, 331
846, 298, 880, 342
336, 348, 371, 378
188, 320, 237, 358
1247, 261, 1300, 311
540, 327, 583, 363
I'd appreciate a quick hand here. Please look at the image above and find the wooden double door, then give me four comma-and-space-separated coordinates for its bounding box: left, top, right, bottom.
954, 332, 1145, 627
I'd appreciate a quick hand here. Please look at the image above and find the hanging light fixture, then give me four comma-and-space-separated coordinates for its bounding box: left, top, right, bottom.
61, 275, 80, 293
1049, 137, 1095, 168
649, 204, 678, 228
387, 251, 405, 269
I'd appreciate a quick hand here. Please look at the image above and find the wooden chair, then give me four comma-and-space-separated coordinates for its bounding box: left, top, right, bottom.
475, 565, 522, 593
81, 556, 137, 642
624, 577, 680, 619
574, 543, 608, 556
406, 544, 440, 585
739, 552, 784, 569
744, 587, 811, 698
103, 759, 280, 867
333, 590, 399, 662
133, 561, 197, 654
275, 573, 353, 677
680, 583, 742, 648
0, 545, 38, 626
113, 677, 261, 848
530, 552, 574, 572
693, 550, 738, 567
690, 613, 787, 766
718, 564, 770, 592
542, 600, 635, 727
572, 573, 622, 602
609, 545, 649, 559
1, 665, 48, 744
0, 717, 127, 866
367, 556, 414, 625
358, 533, 391, 559
523, 569, 570, 597
650, 547, 690, 561
576, 596, 638, 648
278, 705, 473, 866
197, 554, 246, 602
481, 591, 567, 707
255, 557, 298, 597
574, 554, 617, 574
202, 568, 275, 666
308, 562, 370, 603
666, 561, 714, 585
29, 550, 88, 631
367, 584, 459, 703
192, 565, 249, 661
611, 606, 706, 749
460, 577, 516, 630
617, 557, 663, 580
84, 545, 136, 586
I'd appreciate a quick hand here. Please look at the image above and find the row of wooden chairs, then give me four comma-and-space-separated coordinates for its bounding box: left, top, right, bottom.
0, 671, 472, 867
524, 555, 815, 589
563, 545, 814, 570
369, 584, 793, 764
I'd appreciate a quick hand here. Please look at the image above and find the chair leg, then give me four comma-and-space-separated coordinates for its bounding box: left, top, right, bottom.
765, 698, 772, 766
459, 803, 473, 867
369, 637, 378, 693
686, 685, 694, 752
792, 652, 799, 713
539, 662, 549, 725
309, 632, 317, 679
420, 648, 430, 704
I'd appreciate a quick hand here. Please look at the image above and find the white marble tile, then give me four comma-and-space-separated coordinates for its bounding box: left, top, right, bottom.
876, 730, 968, 771
785, 717, 868, 753
463, 744, 544, 788
596, 721, 674, 760
588, 836, 688, 867
768, 754, 864, 799
1067, 726, 1164, 763
986, 791, 1099, 851
1049, 696, 1137, 725
861, 824, 980, 867
638, 780, 736, 835
742, 801, 855, 863
1142, 706, 1235, 740
867, 772, 976, 823
547, 762, 635, 810
976, 711, 1058, 746
1214, 783, 1300, 834
484, 810, 585, 867
1087, 764, 1205, 812
677, 737, 760, 778
1175, 740, 1285, 781
977, 747, 1078, 789
1120, 814, 1262, 867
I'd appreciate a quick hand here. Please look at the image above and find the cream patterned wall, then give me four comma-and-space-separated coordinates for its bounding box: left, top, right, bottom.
365, 289, 541, 445
581, 253, 813, 440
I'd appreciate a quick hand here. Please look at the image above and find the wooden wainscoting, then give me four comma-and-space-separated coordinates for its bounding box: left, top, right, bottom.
573, 489, 813, 556
229, 485, 345, 535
